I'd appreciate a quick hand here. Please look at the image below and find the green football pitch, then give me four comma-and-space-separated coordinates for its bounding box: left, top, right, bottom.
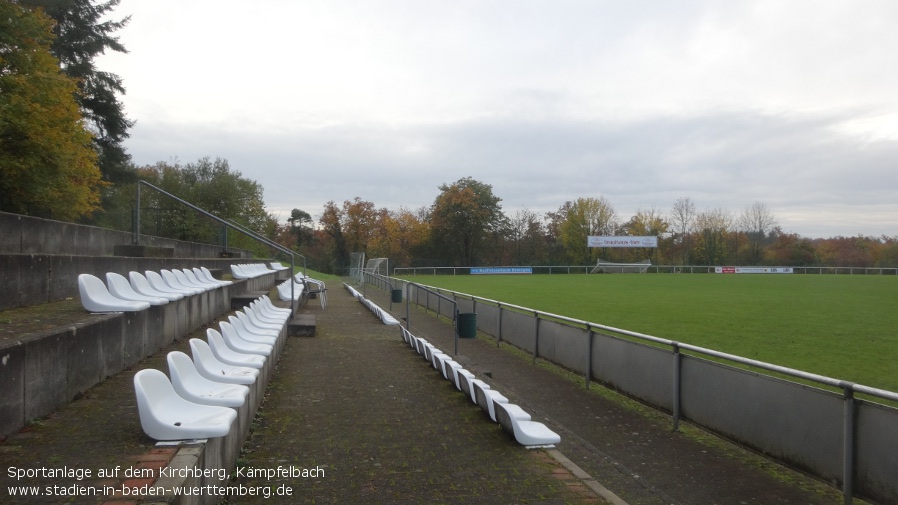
399, 273, 898, 393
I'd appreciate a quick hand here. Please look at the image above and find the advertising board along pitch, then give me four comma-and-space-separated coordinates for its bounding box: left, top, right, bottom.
715, 267, 794, 274
470, 267, 533, 275
588, 236, 658, 248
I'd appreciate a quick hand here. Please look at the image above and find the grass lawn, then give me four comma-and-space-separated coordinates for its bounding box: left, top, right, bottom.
400, 273, 898, 392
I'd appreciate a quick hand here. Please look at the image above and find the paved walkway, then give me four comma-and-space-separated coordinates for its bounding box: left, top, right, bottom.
0, 280, 852, 504
233, 286, 842, 505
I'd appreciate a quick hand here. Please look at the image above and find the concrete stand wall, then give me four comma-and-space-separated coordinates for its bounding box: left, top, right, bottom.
0, 273, 279, 439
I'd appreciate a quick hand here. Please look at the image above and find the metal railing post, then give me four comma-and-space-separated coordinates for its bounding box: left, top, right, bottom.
533, 311, 540, 363
497, 302, 503, 347
672, 342, 682, 432
842, 382, 855, 505
586, 324, 593, 389
134, 182, 141, 245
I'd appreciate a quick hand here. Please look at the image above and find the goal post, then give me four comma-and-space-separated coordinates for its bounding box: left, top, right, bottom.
364, 257, 389, 278
590, 259, 651, 273
349, 252, 366, 281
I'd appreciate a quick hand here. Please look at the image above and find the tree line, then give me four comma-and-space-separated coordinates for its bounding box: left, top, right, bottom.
279, 177, 898, 274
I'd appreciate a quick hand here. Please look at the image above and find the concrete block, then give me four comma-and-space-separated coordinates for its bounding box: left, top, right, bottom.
0, 344, 25, 437
113, 245, 175, 258
67, 315, 122, 400
288, 314, 316, 337
23, 330, 67, 420
231, 291, 267, 311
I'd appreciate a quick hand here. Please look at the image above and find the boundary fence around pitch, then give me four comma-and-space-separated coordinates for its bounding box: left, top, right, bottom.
395, 265, 898, 275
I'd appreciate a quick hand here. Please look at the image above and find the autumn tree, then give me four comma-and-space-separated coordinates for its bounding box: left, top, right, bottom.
341, 197, 378, 254
767, 230, 817, 266
0, 0, 103, 220
622, 207, 668, 262
429, 177, 505, 265
544, 201, 574, 263
669, 197, 697, 264
507, 209, 547, 265
368, 206, 430, 267
20, 0, 134, 181
318, 200, 349, 273
737, 201, 778, 265
693, 208, 734, 265
558, 197, 618, 264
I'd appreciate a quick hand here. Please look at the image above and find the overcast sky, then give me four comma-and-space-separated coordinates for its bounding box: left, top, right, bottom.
98, 0, 898, 239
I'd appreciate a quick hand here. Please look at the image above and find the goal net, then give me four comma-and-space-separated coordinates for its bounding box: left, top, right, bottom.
349, 252, 366, 281
590, 259, 651, 274
364, 257, 389, 278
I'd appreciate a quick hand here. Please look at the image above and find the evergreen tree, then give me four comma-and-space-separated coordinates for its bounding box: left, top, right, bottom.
21, 0, 134, 182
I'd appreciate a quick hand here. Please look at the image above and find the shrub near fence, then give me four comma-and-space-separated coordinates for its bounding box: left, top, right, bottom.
375, 275, 898, 505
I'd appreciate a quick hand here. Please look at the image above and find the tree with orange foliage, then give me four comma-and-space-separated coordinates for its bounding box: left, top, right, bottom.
369, 206, 430, 267
0, 1, 102, 220
430, 177, 505, 266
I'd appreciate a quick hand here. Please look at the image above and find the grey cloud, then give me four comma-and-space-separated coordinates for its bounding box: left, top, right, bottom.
126, 108, 898, 238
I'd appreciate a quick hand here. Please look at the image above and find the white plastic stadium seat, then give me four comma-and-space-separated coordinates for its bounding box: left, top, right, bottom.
248, 302, 288, 324
259, 295, 291, 315
277, 280, 304, 301
106, 272, 169, 306
452, 367, 475, 393
133, 368, 237, 441
235, 311, 281, 338
160, 269, 203, 295
242, 307, 283, 332
78, 274, 151, 313
494, 401, 561, 447
473, 380, 523, 423
166, 351, 249, 408
182, 268, 220, 290
197, 267, 232, 286
189, 338, 259, 385
146, 270, 194, 297
227, 316, 278, 345
173, 268, 213, 292
206, 329, 266, 369
219, 322, 273, 356
129, 271, 183, 301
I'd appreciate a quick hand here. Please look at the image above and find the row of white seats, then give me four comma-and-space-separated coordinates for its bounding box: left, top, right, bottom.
400, 326, 561, 447
78, 268, 232, 313
230, 263, 276, 279
344, 283, 399, 325
133, 295, 291, 441
296, 274, 327, 307
276, 279, 305, 301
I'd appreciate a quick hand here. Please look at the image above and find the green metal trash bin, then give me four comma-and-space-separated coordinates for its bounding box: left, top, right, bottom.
391, 288, 403, 303
457, 313, 477, 338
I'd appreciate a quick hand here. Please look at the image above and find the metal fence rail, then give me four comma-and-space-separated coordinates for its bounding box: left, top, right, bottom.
394, 265, 898, 275
368, 274, 898, 505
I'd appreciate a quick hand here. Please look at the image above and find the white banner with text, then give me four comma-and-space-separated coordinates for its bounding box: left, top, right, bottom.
588, 236, 658, 248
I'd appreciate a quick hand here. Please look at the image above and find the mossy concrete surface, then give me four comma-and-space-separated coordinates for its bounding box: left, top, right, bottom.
0, 281, 853, 504
347, 286, 852, 505
233, 284, 603, 504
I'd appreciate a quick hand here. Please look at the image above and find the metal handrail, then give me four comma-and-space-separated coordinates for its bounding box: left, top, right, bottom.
363, 273, 462, 355
373, 275, 897, 504
393, 265, 898, 275
133, 180, 303, 315
410, 281, 898, 403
